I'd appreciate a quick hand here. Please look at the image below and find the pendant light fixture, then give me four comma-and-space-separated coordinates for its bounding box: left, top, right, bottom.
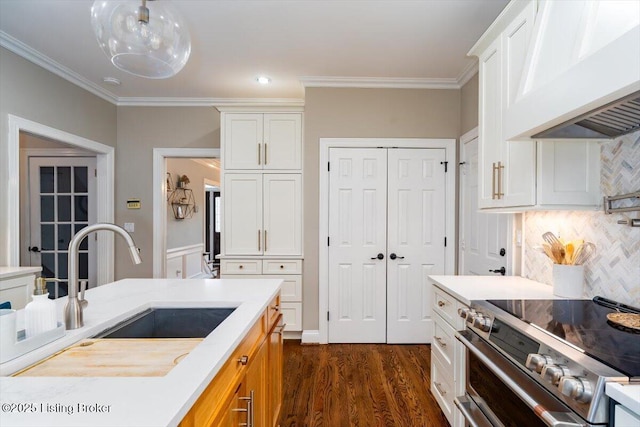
90, 0, 191, 79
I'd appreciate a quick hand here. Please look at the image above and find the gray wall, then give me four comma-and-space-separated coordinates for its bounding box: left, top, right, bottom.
303, 87, 461, 330
460, 73, 479, 135
0, 47, 116, 265
114, 106, 220, 278
166, 158, 220, 250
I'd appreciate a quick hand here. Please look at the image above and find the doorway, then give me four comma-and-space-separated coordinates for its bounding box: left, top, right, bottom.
458, 128, 513, 276
152, 148, 220, 278
319, 138, 456, 345
5, 115, 115, 284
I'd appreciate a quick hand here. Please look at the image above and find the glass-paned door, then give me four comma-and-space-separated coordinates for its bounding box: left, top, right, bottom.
28, 157, 97, 298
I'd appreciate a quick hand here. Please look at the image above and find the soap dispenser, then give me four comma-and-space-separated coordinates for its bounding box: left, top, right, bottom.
24, 277, 58, 338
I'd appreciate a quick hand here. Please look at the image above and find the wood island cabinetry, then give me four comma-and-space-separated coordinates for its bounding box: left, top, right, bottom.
180, 294, 284, 427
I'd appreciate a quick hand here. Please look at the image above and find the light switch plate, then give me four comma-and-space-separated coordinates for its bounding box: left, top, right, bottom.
124, 222, 135, 233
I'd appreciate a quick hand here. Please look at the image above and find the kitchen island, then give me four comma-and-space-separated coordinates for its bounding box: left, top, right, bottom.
0, 278, 282, 427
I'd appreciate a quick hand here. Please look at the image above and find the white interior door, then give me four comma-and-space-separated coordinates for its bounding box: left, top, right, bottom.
27, 157, 97, 296
328, 148, 388, 343
387, 149, 446, 343
459, 136, 512, 276
328, 147, 448, 343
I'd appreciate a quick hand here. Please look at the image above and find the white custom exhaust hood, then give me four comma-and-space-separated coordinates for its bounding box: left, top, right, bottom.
504, 0, 640, 140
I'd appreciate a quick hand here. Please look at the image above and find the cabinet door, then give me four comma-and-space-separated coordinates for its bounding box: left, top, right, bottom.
268, 316, 284, 427
224, 174, 263, 255
218, 381, 249, 427
264, 114, 302, 170
263, 174, 302, 256
245, 338, 268, 427
500, 3, 536, 207
478, 38, 503, 209
224, 114, 264, 170
537, 140, 601, 206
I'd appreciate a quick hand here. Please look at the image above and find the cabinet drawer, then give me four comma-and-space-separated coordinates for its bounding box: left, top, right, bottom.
281, 302, 302, 332
221, 260, 261, 275
262, 259, 302, 275
431, 351, 455, 426
432, 313, 454, 368
433, 287, 458, 327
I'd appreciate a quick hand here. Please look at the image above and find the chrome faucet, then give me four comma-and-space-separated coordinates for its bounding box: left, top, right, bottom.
65, 223, 142, 330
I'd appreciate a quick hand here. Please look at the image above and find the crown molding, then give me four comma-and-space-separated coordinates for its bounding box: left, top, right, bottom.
117, 97, 305, 107
457, 61, 479, 87
299, 76, 462, 89
0, 31, 118, 104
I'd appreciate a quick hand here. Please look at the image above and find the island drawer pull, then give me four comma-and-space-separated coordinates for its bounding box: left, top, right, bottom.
271, 304, 280, 311
238, 355, 249, 365
276, 324, 287, 335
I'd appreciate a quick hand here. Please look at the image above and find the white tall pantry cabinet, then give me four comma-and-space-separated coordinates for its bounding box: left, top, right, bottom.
220, 109, 304, 333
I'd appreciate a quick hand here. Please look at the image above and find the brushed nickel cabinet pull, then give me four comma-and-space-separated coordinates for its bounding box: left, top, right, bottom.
257, 143, 261, 165
434, 382, 447, 396
238, 355, 249, 365
264, 143, 267, 165
271, 304, 280, 311
258, 230, 261, 251
435, 336, 447, 348
264, 230, 267, 252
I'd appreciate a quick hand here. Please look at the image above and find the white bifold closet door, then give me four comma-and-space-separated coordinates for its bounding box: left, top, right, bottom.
328, 148, 446, 343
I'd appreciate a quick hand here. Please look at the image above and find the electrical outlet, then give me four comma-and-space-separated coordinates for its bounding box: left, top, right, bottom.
124, 222, 135, 233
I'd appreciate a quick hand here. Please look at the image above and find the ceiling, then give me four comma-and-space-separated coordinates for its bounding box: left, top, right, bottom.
0, 0, 509, 105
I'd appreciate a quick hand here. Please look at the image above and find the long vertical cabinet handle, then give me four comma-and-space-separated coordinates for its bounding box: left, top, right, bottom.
257, 143, 261, 165
264, 230, 268, 253
264, 143, 268, 165
238, 390, 254, 427
258, 230, 261, 251
497, 161, 504, 199
491, 162, 498, 199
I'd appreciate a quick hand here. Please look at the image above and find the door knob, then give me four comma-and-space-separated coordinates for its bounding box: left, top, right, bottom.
500, 248, 506, 256
28, 246, 41, 253
489, 267, 506, 275
371, 253, 384, 260
389, 253, 405, 260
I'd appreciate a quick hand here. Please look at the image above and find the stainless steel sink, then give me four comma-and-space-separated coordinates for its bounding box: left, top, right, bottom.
94, 307, 236, 339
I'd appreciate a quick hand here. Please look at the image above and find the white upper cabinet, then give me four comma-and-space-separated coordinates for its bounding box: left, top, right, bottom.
471, 0, 601, 211
224, 173, 302, 256
223, 113, 301, 170
476, 2, 536, 209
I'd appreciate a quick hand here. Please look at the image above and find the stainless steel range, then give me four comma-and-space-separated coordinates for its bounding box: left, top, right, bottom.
454, 297, 640, 427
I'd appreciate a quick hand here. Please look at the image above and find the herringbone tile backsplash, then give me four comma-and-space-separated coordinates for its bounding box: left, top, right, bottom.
524, 130, 640, 305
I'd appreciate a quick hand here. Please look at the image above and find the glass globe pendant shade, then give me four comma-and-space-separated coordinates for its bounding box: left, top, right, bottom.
91, 0, 191, 79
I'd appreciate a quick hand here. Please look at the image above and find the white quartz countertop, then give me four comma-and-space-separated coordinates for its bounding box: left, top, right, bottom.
0, 267, 42, 280
0, 278, 281, 427
607, 383, 640, 416
428, 275, 559, 305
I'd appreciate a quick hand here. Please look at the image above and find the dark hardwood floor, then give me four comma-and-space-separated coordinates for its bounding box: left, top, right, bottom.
279, 341, 449, 427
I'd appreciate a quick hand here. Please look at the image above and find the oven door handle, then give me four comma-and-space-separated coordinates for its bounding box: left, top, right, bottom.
454, 396, 493, 427
455, 331, 587, 427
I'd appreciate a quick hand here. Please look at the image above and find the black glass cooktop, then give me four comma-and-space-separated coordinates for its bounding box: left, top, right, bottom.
487, 298, 640, 378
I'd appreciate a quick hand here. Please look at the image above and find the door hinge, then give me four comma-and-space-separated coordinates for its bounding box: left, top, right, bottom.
444, 237, 447, 247
327, 236, 330, 246
327, 311, 330, 321
440, 161, 448, 173
328, 162, 330, 171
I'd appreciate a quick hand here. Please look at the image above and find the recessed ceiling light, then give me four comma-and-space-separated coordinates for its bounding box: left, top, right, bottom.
102, 77, 121, 86
256, 76, 271, 85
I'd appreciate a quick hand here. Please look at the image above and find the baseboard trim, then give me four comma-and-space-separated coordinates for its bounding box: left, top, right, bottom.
301, 329, 321, 344
283, 331, 302, 340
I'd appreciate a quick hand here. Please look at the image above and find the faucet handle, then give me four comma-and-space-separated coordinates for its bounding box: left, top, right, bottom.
79, 280, 89, 308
